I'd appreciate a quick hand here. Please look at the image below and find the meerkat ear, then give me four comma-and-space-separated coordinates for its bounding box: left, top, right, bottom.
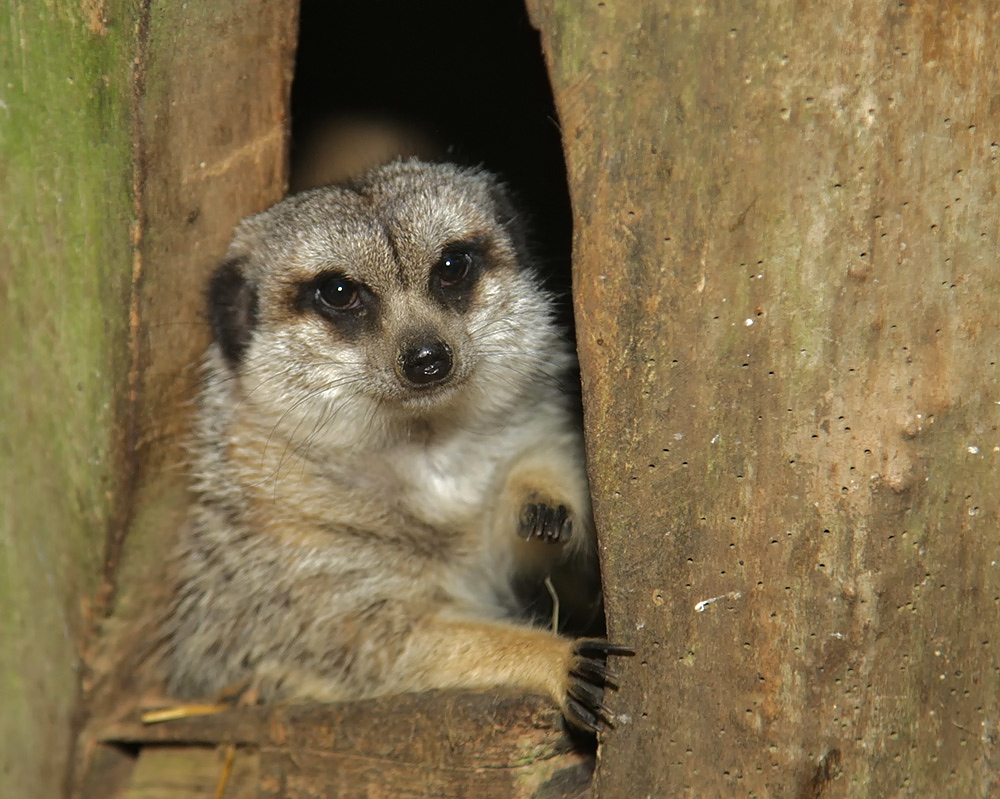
208, 256, 258, 369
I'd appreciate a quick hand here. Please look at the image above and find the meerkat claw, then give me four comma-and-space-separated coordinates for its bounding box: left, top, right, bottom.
563, 638, 635, 732
518, 503, 540, 539
565, 696, 602, 734
570, 658, 619, 686
567, 680, 613, 717
519, 502, 574, 543
576, 640, 636, 657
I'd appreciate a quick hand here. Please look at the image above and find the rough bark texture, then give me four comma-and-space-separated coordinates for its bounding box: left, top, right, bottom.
1, 2, 296, 797
94, 694, 592, 799
529, 1, 1000, 797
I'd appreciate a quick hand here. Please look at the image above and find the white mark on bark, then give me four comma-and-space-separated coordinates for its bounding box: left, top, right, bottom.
695, 590, 742, 613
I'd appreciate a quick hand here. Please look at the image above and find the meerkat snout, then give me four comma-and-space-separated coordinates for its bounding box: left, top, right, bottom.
398, 337, 453, 386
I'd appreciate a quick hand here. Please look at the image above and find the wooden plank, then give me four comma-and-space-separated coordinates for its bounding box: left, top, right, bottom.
97, 0, 299, 635
529, 1, 1000, 796
99, 693, 593, 799
120, 747, 258, 799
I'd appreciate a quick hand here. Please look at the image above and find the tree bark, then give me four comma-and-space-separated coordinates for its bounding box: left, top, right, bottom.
1, 5, 139, 798
0, 2, 296, 797
529, 1, 1000, 796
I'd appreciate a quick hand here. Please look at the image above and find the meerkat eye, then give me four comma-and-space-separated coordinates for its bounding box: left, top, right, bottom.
429, 242, 485, 312
434, 248, 474, 288
315, 274, 362, 312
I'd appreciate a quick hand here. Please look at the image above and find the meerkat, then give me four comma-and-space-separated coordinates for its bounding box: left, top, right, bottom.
165, 159, 629, 731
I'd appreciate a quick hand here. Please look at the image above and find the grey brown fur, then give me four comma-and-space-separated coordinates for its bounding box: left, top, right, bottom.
165, 160, 626, 730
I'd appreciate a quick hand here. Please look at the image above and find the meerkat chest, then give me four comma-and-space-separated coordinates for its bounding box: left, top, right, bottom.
392, 433, 510, 531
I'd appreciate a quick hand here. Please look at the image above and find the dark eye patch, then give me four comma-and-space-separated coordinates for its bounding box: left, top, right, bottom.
429, 240, 487, 312
296, 270, 377, 340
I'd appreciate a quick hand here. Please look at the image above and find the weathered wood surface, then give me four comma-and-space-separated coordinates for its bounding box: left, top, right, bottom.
1, 2, 296, 798
1, 4, 140, 799
79, 0, 299, 724
95, 693, 593, 799
117, 748, 260, 799
530, 1, 1000, 797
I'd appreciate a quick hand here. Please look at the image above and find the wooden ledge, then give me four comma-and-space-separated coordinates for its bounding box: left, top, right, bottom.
86, 692, 595, 799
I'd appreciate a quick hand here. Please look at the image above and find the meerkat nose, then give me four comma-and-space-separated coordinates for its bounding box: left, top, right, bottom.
399, 339, 453, 386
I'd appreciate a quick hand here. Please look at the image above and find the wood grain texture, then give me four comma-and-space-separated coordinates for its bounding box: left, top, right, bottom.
0, 3, 139, 798
119, 747, 259, 799
79, 0, 298, 729
99, 693, 593, 799
1, 2, 296, 797
530, 1, 1000, 796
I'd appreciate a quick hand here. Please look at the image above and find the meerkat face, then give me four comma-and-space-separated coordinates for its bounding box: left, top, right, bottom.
207, 160, 566, 436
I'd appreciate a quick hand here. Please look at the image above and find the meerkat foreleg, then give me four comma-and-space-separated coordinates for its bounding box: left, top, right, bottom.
275, 605, 627, 732
399, 614, 629, 732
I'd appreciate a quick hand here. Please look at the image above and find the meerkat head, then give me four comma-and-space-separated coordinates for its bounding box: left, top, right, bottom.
206, 160, 570, 440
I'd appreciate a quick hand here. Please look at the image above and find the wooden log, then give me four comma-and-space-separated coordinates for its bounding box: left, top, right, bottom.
1, 1, 296, 797
94, 693, 593, 799
529, 1, 1000, 796
79, 0, 299, 740
1, 3, 143, 798
118, 747, 260, 799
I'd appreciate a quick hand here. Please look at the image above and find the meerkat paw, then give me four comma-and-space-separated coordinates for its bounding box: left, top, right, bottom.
564, 640, 635, 732
519, 502, 574, 543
